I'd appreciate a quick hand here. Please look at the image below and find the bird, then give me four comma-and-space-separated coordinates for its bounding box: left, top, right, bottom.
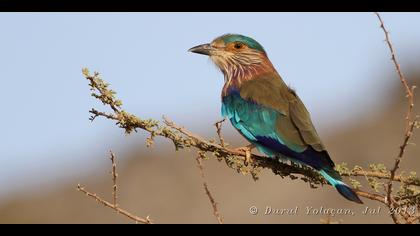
189, 34, 363, 204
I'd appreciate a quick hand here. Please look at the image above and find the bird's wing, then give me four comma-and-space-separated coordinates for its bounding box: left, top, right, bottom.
229, 73, 326, 153
288, 93, 326, 152
222, 89, 302, 151
222, 74, 300, 154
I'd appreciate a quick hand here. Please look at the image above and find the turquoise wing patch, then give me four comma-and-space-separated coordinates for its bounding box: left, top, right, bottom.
222, 91, 305, 155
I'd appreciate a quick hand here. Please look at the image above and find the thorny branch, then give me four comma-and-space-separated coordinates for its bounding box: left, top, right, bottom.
196, 153, 224, 224
214, 118, 227, 148
110, 151, 118, 207
77, 151, 153, 224
375, 12, 419, 224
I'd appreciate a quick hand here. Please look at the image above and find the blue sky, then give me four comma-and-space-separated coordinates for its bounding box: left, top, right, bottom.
0, 13, 419, 197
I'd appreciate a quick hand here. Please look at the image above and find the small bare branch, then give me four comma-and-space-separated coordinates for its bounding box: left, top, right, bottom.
77, 151, 152, 224
374, 12, 418, 224
110, 151, 118, 207
196, 153, 224, 224
374, 12, 414, 127
77, 184, 152, 224
354, 190, 386, 204
214, 118, 227, 147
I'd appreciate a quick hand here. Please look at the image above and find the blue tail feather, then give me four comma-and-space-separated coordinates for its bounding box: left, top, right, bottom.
320, 170, 363, 204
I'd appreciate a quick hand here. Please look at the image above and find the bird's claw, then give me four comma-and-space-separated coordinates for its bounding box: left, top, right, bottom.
234, 144, 255, 166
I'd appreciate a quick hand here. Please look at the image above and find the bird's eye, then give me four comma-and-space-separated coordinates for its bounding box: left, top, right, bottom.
234, 43, 243, 49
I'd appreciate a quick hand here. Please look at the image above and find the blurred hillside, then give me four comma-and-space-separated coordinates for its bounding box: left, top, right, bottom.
0, 70, 419, 224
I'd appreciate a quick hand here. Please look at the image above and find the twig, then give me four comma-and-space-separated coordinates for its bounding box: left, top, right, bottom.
340, 169, 420, 187
375, 12, 417, 224
110, 151, 118, 207
196, 154, 224, 224
354, 190, 386, 204
214, 118, 226, 147
396, 192, 420, 201
374, 12, 415, 128
77, 184, 152, 224
77, 151, 152, 224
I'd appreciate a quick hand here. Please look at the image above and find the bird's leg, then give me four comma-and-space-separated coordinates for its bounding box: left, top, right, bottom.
233, 144, 255, 166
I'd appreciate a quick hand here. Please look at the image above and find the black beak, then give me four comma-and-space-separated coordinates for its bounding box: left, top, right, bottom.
188, 43, 212, 56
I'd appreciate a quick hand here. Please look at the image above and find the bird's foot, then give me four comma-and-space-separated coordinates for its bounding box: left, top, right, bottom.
233, 144, 255, 166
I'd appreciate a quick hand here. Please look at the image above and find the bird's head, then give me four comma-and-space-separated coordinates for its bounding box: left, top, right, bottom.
189, 34, 271, 75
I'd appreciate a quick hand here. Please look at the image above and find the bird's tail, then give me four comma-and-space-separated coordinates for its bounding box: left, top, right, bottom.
319, 169, 363, 204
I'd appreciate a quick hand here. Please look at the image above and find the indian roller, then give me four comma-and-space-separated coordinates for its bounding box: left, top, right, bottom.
189, 34, 363, 204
